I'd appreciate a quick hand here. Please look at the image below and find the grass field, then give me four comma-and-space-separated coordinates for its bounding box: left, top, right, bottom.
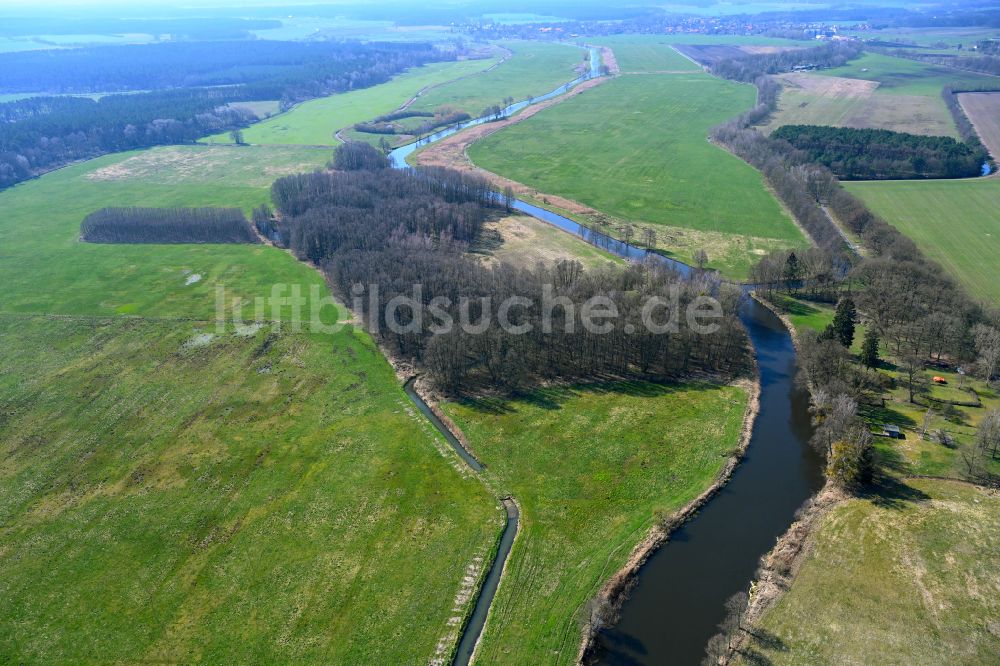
203, 58, 500, 146
738, 478, 1000, 665
0, 145, 335, 318
819, 53, 995, 97
0, 316, 499, 664
764, 72, 959, 137
478, 214, 623, 270
468, 71, 807, 278
442, 381, 750, 664
408, 41, 586, 116
585, 35, 700, 72
0, 144, 501, 663
846, 177, 1000, 305
959, 92, 1000, 160
768, 52, 998, 138
843, 26, 1000, 47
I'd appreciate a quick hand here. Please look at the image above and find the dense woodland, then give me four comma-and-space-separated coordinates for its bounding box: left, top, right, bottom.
269, 150, 749, 393
0, 90, 256, 188
0, 40, 446, 96
0, 17, 282, 40
772, 125, 988, 180
0, 42, 449, 189
710, 42, 862, 82
80, 207, 258, 244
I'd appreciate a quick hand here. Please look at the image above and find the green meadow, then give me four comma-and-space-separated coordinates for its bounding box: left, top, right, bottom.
847, 177, 1000, 305
204, 58, 500, 146
819, 52, 996, 97
0, 144, 500, 663
409, 41, 586, 115
739, 478, 1000, 666
0, 145, 334, 319
579, 35, 700, 72
443, 381, 749, 664
468, 71, 807, 278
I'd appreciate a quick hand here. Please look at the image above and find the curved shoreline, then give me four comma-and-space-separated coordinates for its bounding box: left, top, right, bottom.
576, 370, 762, 663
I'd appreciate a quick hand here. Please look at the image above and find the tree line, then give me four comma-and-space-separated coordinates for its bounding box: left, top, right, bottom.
878, 48, 1000, 78
0, 41, 450, 189
942, 85, 1000, 149
268, 152, 750, 394
0, 90, 257, 188
771, 125, 988, 180
710, 42, 862, 82
354, 108, 472, 137
80, 207, 258, 244
0, 40, 445, 98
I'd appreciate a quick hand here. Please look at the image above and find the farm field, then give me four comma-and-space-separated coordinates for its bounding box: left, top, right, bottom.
846, 177, 1000, 305
767, 52, 997, 137
819, 52, 995, 97
763, 72, 958, 137
442, 380, 750, 664
203, 57, 500, 146
0, 143, 501, 663
958, 92, 1000, 160
0, 316, 499, 664
408, 41, 586, 116
478, 214, 623, 269
738, 478, 1000, 666
844, 26, 1000, 47
585, 35, 700, 72
0, 145, 335, 318
468, 72, 807, 279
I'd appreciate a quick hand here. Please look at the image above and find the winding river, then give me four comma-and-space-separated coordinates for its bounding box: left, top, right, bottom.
593, 298, 825, 665
389, 48, 824, 665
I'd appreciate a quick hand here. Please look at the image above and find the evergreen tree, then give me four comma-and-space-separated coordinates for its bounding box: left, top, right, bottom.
783, 252, 801, 289
860, 328, 880, 370
831, 296, 857, 347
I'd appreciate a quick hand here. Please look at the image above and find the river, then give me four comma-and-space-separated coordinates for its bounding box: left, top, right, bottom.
389, 47, 824, 666
592, 298, 825, 665
390, 46, 601, 168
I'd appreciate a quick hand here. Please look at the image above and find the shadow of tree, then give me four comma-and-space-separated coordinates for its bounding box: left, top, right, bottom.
861, 403, 918, 430
739, 648, 774, 666
589, 628, 647, 665
874, 443, 911, 476
458, 378, 723, 415
746, 627, 788, 652
861, 472, 931, 510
